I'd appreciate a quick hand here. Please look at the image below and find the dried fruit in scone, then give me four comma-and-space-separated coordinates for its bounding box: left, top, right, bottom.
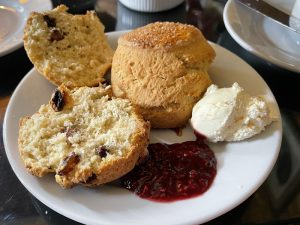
24, 5, 114, 88
18, 85, 150, 188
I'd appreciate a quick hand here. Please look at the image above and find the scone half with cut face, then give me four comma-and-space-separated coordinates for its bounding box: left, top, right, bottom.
18, 85, 150, 188
24, 5, 114, 88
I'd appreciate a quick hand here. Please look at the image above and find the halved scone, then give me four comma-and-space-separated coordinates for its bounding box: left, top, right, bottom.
18, 85, 150, 188
24, 5, 114, 88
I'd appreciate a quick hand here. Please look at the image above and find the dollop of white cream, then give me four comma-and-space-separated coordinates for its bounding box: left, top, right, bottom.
190, 83, 278, 142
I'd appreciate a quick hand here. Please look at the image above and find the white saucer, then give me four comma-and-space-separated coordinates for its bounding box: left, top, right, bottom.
224, 0, 300, 73
0, 0, 52, 57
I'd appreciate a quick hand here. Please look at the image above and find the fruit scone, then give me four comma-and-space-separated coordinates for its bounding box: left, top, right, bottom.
18, 85, 150, 188
24, 5, 114, 88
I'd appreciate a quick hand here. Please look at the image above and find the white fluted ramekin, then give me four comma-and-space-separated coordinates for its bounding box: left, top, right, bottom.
119, 0, 185, 12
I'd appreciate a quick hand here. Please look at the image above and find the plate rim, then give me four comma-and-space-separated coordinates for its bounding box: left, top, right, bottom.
0, 0, 53, 57
223, 0, 300, 73
3, 30, 283, 225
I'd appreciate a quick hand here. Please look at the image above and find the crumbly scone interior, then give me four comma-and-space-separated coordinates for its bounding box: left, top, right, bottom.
24, 5, 113, 87
19, 87, 139, 177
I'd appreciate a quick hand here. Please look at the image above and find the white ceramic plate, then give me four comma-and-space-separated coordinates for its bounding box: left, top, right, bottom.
224, 0, 300, 73
0, 0, 52, 57
3, 31, 282, 225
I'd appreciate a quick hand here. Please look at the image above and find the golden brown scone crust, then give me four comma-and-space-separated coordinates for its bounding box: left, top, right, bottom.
111, 22, 215, 128
24, 5, 114, 88
18, 85, 150, 188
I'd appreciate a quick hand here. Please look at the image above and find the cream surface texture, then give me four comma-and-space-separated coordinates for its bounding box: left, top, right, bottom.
190, 83, 278, 142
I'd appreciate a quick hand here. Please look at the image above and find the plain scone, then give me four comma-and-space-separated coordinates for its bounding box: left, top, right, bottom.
24, 5, 114, 88
18, 85, 150, 188
111, 22, 215, 128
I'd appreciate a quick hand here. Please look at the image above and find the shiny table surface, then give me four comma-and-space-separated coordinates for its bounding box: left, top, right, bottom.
1, 0, 300, 224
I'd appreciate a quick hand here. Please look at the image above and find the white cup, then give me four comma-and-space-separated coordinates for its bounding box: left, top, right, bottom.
118, 0, 184, 12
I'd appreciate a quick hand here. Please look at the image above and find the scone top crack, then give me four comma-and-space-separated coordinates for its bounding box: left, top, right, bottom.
18, 85, 150, 188
112, 22, 216, 128
24, 5, 114, 88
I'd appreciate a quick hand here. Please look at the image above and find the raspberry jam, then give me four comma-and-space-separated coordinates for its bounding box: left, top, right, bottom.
121, 139, 217, 202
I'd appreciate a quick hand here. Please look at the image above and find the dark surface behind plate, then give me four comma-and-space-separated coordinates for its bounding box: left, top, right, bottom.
0, 0, 300, 225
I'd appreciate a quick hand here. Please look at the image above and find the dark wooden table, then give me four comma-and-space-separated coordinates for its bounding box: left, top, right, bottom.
1, 0, 300, 224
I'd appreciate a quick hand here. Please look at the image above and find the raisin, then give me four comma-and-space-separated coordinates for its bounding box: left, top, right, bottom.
43, 15, 56, 27
50, 29, 64, 42
86, 173, 97, 183
50, 88, 65, 111
57, 152, 80, 176
96, 146, 108, 158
